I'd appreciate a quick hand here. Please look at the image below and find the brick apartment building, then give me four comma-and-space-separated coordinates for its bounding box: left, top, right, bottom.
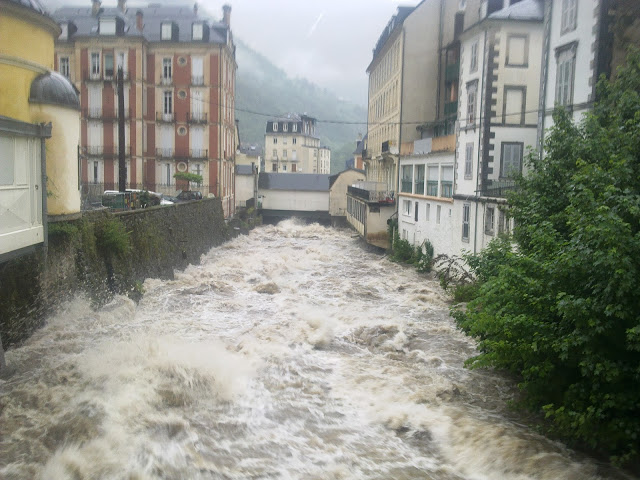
53, 0, 237, 217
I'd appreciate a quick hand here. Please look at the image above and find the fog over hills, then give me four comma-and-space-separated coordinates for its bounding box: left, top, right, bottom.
235, 40, 367, 174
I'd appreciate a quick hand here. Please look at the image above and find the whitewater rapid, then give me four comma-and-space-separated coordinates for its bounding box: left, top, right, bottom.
0, 220, 633, 479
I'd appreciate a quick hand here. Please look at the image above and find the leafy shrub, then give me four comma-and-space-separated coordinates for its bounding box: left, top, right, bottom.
95, 218, 130, 258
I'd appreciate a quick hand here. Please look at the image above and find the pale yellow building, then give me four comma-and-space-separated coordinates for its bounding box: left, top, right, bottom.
1, 0, 81, 263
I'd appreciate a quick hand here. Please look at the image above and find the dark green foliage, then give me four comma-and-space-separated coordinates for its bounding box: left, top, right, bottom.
453, 50, 640, 466
389, 228, 434, 273
95, 218, 130, 258
173, 172, 203, 185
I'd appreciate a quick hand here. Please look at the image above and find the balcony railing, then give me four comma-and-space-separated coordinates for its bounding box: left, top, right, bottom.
187, 112, 207, 124
160, 76, 172, 85
191, 75, 204, 86
83, 146, 132, 157
190, 149, 208, 159
84, 107, 103, 119
156, 112, 174, 123
82, 70, 130, 82
348, 182, 395, 204
482, 179, 517, 198
84, 145, 103, 155
156, 148, 174, 158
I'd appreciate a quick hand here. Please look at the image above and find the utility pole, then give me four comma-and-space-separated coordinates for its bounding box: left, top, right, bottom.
117, 67, 126, 193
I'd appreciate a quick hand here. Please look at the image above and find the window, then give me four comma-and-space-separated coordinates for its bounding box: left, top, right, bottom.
436, 205, 441, 224
470, 41, 478, 73
498, 209, 510, 234
414, 165, 425, 195
163, 163, 173, 185
191, 57, 204, 85
462, 203, 470, 241
90, 52, 100, 78
401, 165, 412, 193
403, 199, 411, 215
466, 81, 477, 125
503, 87, 525, 124
427, 166, 438, 196
162, 58, 172, 84
272, 149, 277, 158
104, 53, 114, 78
100, 18, 116, 35
283, 123, 288, 132
161, 22, 172, 40
192, 23, 203, 40
292, 149, 297, 160
283, 138, 288, 145
59, 56, 70, 78
283, 150, 287, 159
272, 163, 277, 172
465, 142, 473, 179
414, 202, 419, 222
292, 124, 298, 132
555, 45, 576, 107
292, 164, 297, 172
163, 90, 173, 118
59, 22, 68, 40
501, 142, 523, 178
272, 122, 278, 132
426, 203, 431, 221
273, 138, 277, 144
441, 166, 453, 198
116, 52, 127, 76
506, 35, 528, 67
561, 0, 578, 34
485, 207, 495, 235
282, 165, 287, 171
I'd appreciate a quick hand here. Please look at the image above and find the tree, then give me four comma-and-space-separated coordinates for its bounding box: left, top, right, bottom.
173, 172, 203, 191
453, 49, 640, 465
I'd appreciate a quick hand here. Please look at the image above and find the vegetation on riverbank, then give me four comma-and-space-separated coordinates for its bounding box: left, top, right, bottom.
449, 51, 640, 467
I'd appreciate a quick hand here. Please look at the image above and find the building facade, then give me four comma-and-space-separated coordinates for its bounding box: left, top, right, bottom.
264, 113, 330, 175
1, 0, 80, 263
53, 0, 237, 217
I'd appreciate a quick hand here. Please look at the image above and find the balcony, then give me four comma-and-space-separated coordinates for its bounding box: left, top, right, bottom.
348, 182, 395, 204
482, 179, 517, 198
160, 76, 172, 86
105, 146, 132, 158
83, 70, 102, 82
156, 148, 174, 158
187, 112, 207, 124
84, 107, 103, 119
84, 145, 103, 156
445, 63, 460, 83
191, 75, 204, 86
82, 70, 130, 82
156, 112, 174, 123
431, 135, 456, 153
190, 149, 208, 159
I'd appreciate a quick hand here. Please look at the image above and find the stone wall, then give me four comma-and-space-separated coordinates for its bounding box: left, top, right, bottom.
0, 198, 228, 350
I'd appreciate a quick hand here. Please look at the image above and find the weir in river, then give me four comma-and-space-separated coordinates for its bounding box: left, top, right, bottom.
0, 221, 634, 479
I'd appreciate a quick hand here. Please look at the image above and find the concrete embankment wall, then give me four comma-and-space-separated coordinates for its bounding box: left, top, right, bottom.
0, 198, 228, 351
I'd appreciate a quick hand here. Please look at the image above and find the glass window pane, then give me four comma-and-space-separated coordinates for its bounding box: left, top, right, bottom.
0, 136, 15, 186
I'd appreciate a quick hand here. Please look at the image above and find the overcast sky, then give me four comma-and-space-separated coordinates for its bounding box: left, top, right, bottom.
45, 0, 413, 106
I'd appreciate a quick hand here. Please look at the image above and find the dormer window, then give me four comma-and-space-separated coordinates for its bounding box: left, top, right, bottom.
273, 122, 278, 132
283, 123, 288, 132
100, 18, 116, 35
192, 23, 203, 41
161, 22, 172, 40
59, 22, 68, 40
292, 124, 298, 132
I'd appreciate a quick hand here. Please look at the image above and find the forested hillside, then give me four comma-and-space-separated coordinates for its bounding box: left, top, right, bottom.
235, 40, 367, 174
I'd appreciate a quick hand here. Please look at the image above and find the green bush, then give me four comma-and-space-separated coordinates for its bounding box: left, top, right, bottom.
453, 50, 640, 466
95, 218, 130, 258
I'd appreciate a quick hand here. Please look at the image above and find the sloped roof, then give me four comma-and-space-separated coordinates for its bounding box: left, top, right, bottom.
7, 0, 49, 16
238, 144, 263, 156
258, 173, 330, 192
236, 164, 254, 175
329, 168, 365, 188
52, 5, 228, 44
488, 0, 543, 21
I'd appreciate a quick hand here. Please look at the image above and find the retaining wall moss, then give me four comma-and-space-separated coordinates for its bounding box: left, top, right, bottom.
0, 198, 228, 347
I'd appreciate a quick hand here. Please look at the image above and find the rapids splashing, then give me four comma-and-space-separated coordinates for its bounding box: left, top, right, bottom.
0, 220, 635, 480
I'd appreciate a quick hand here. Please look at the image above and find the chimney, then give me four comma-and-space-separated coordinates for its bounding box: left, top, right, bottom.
222, 4, 231, 27
117, 0, 126, 13
136, 10, 143, 31
194, 2, 198, 15
91, 0, 101, 16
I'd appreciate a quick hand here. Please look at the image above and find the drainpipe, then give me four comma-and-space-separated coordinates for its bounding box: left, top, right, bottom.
474, 29, 488, 255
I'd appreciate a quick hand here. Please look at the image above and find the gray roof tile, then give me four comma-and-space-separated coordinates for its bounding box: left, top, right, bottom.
258, 173, 330, 192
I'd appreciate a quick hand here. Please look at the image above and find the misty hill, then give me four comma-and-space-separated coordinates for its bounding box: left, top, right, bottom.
235, 40, 367, 174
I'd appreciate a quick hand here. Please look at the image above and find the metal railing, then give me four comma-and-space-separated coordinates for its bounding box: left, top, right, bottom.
156, 148, 174, 158
482, 179, 517, 198
187, 112, 207, 123
191, 75, 204, 86
190, 149, 208, 159
348, 182, 395, 204
156, 112, 174, 123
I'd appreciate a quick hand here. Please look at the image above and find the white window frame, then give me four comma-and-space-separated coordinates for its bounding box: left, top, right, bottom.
466, 81, 477, 126
500, 142, 523, 178
163, 90, 173, 120
90, 52, 100, 78
59, 56, 70, 78
272, 122, 278, 132
465, 142, 473, 179
192, 23, 203, 41
462, 203, 470, 242
485, 206, 495, 236
470, 41, 478, 73
162, 58, 172, 84
161, 22, 172, 41
555, 44, 576, 107
403, 199, 411, 216
561, 0, 578, 34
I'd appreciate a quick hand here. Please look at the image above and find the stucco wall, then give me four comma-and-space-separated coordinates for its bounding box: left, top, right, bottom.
0, 198, 228, 348
329, 170, 365, 217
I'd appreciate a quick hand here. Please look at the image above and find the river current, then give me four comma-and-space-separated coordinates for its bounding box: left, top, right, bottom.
0, 220, 634, 479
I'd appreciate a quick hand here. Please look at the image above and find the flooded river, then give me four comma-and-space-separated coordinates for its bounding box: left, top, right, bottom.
0, 221, 634, 479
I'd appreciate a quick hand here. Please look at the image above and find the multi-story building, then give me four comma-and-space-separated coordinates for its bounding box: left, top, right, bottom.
264, 113, 330, 174
1, 0, 81, 263
52, 0, 237, 217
